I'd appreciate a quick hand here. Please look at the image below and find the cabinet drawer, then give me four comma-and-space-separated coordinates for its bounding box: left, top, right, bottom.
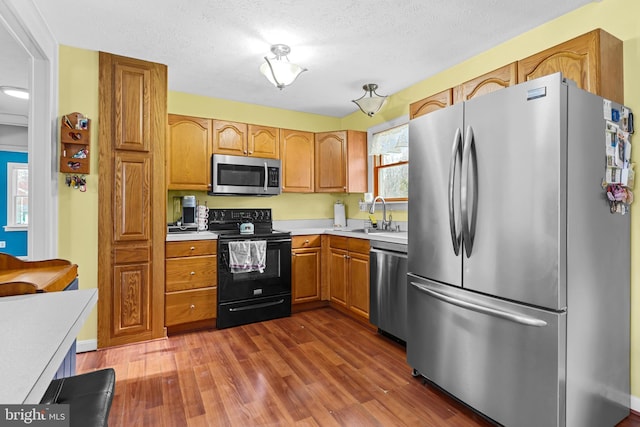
348, 238, 370, 254
329, 236, 348, 250
165, 287, 217, 326
166, 240, 217, 258
292, 235, 321, 248
165, 255, 217, 292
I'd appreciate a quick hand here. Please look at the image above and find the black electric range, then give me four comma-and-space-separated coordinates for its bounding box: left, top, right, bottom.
209, 208, 292, 329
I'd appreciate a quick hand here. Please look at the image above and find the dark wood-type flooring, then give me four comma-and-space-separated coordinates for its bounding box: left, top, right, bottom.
77, 308, 640, 426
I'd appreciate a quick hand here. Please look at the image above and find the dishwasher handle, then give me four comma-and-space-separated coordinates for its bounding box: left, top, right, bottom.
370, 248, 408, 258
410, 281, 547, 327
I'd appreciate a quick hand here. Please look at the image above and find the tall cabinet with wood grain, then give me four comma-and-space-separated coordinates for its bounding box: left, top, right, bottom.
98, 52, 167, 348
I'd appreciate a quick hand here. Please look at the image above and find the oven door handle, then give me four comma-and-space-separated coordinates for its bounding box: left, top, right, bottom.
221, 238, 292, 244
229, 299, 286, 312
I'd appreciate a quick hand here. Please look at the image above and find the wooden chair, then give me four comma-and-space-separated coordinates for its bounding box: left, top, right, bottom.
0, 281, 39, 297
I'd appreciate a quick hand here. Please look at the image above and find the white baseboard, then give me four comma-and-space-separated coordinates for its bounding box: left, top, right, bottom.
631, 394, 640, 414
76, 339, 97, 353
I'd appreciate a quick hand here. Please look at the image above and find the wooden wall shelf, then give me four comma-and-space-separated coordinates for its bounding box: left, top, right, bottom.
60, 112, 90, 175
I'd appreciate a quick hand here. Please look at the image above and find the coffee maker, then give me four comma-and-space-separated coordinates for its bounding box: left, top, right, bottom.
181, 195, 196, 226
168, 195, 198, 233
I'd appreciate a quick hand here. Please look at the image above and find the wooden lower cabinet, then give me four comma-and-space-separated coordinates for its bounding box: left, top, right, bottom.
165, 240, 217, 330
328, 236, 370, 320
165, 288, 217, 326
292, 235, 322, 304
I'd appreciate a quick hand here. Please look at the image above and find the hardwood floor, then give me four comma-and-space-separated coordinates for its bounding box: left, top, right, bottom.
78, 308, 640, 426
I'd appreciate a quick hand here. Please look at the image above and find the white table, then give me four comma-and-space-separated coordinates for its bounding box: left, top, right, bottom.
0, 289, 97, 403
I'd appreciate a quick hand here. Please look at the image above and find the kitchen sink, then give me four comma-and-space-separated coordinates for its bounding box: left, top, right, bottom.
349, 228, 407, 238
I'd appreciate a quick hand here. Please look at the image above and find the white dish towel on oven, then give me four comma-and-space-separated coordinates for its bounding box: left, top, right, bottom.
229, 240, 266, 273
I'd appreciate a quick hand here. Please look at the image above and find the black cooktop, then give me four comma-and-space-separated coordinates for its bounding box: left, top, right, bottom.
209, 208, 290, 240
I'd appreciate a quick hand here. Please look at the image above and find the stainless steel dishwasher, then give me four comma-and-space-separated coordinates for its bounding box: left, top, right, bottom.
369, 239, 408, 342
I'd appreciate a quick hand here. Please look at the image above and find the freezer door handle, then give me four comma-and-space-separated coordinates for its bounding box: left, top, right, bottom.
448, 128, 462, 256
410, 281, 548, 327
461, 125, 478, 258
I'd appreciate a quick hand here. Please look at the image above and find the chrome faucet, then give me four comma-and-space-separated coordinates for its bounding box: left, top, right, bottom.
369, 196, 390, 230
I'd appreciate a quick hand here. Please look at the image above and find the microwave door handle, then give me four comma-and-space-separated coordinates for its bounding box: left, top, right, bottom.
264, 162, 268, 193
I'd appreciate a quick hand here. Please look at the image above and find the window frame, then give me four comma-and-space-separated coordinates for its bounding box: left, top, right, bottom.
5, 161, 28, 231
367, 115, 410, 205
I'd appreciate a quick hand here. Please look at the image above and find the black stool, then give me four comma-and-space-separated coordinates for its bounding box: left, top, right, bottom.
40, 368, 115, 427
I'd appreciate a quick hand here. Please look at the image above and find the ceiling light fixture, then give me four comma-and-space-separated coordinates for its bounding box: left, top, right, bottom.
0, 86, 29, 100
352, 83, 387, 117
259, 44, 307, 90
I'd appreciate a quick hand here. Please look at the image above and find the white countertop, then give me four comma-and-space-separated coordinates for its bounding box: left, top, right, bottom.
166, 227, 407, 245
0, 289, 98, 404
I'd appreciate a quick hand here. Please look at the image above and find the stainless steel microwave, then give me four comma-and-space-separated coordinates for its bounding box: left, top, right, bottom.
209, 154, 281, 196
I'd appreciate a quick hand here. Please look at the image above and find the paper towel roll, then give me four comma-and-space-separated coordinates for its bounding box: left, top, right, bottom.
334, 202, 346, 229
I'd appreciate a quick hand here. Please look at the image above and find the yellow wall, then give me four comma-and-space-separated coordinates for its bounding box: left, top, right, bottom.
58, 0, 640, 397
58, 46, 99, 342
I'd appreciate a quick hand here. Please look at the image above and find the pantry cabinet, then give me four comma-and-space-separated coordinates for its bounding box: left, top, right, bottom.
97, 52, 167, 348
328, 236, 370, 320
167, 114, 212, 191
280, 128, 315, 193
315, 130, 367, 193
165, 240, 217, 329
291, 235, 322, 304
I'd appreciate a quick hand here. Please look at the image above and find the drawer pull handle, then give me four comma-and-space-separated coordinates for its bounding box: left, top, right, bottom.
190, 304, 195, 310
190, 271, 195, 275
304, 239, 309, 244
190, 246, 195, 251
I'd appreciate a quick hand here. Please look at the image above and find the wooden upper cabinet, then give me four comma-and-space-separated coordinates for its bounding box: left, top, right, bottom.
248, 125, 279, 159
454, 63, 517, 104
212, 120, 248, 156
280, 128, 315, 193
212, 120, 279, 159
315, 131, 347, 193
410, 89, 453, 119
517, 29, 623, 104
167, 114, 212, 191
346, 130, 367, 193
315, 130, 367, 193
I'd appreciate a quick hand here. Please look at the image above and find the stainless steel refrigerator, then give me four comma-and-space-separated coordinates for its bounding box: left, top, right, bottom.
407, 73, 630, 427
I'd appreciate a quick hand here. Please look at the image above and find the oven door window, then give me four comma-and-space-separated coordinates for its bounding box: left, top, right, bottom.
219, 239, 292, 302
230, 244, 281, 281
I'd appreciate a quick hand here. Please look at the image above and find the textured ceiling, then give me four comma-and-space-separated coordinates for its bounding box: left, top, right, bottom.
4, 0, 597, 118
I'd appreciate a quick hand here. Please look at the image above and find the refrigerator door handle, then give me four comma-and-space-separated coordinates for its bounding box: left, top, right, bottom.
448, 128, 463, 256
410, 281, 548, 327
461, 125, 478, 258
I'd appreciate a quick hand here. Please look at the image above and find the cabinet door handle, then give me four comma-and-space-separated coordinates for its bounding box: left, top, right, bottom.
190, 304, 195, 310
304, 239, 309, 244
190, 271, 195, 275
